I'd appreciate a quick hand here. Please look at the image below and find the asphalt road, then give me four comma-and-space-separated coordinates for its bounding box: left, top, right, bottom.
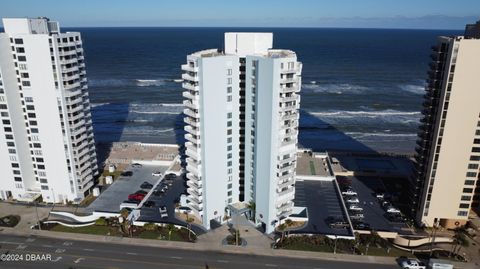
0, 234, 400, 269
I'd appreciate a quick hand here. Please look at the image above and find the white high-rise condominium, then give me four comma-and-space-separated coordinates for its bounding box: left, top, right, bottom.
414, 20, 480, 228
0, 18, 98, 203
182, 33, 302, 233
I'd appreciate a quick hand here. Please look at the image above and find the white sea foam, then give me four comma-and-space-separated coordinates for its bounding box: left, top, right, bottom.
302, 83, 370, 94
310, 110, 421, 117
135, 79, 165, 87
399, 84, 425, 95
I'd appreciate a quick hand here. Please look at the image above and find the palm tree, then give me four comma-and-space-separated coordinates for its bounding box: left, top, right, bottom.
247, 200, 256, 221
167, 224, 175, 240
278, 223, 287, 242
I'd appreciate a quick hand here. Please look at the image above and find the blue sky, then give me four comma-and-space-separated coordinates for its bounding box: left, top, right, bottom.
1, 0, 479, 29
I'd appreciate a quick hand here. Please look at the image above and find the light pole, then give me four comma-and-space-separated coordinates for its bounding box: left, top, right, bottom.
34, 200, 41, 230
333, 236, 338, 254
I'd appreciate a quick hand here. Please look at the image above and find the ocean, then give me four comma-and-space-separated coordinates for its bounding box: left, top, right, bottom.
73, 27, 462, 155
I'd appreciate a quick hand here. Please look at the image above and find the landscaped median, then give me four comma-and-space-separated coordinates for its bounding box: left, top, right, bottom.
36, 210, 197, 243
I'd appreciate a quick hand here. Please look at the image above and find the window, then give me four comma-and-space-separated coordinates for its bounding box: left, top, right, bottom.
459, 203, 470, 209
14, 38, 23, 44
227, 78, 232, 85
14, 177, 22, 182
227, 191, 232, 197
465, 180, 476, 185
227, 69, 232, 75
227, 153, 232, 159
457, 211, 468, 217
25, 97, 33, 102
227, 145, 232, 151
227, 183, 232, 189
227, 95, 232, 102
17, 56, 26, 62
227, 121, 232, 127
463, 188, 474, 193
227, 129, 232, 135
227, 137, 232, 143
41, 185, 49, 190
473, 147, 480, 153
466, 172, 477, 178
16, 47, 25, 53
227, 112, 232, 119
20, 73, 29, 78
468, 163, 479, 169
474, 138, 480, 144
227, 161, 232, 167
227, 87, 232, 94
22, 81, 31, 87
471, 155, 480, 161
461, 195, 471, 201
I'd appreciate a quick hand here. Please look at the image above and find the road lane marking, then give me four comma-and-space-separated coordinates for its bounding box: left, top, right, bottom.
74, 258, 85, 264
83, 248, 94, 251
52, 257, 63, 262
126, 252, 138, 255
25, 238, 35, 242
265, 264, 278, 267
55, 248, 66, 253
63, 241, 73, 246
170, 256, 183, 259
217, 260, 229, 263
16, 244, 27, 250
42, 244, 54, 248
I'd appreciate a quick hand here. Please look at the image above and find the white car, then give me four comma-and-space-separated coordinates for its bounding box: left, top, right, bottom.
152, 171, 162, 177
342, 190, 357, 196
346, 197, 359, 203
387, 207, 401, 214
349, 205, 363, 211
400, 259, 426, 269
159, 206, 168, 218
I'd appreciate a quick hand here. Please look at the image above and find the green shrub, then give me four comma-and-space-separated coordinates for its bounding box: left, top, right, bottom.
95, 217, 107, 226
144, 222, 157, 231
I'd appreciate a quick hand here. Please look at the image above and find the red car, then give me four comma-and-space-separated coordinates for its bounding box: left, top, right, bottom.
128, 193, 146, 201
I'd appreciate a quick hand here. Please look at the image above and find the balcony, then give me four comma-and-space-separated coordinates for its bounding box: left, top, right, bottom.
280, 139, 296, 147
188, 201, 203, 212
183, 108, 199, 119
281, 113, 299, 121
185, 133, 200, 144
280, 76, 297, 84
182, 73, 199, 82
278, 178, 295, 189
182, 90, 200, 100
281, 95, 299, 103
181, 63, 199, 72
182, 82, 199, 92
279, 155, 296, 165
187, 179, 203, 190
281, 85, 300, 93
280, 63, 301, 74
184, 125, 200, 136
183, 99, 199, 110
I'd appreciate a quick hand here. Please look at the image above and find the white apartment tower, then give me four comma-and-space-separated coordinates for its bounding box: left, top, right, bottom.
0, 18, 98, 203
182, 33, 302, 233
414, 20, 480, 228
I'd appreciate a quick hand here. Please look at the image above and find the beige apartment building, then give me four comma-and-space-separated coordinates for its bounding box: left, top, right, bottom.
414, 20, 480, 229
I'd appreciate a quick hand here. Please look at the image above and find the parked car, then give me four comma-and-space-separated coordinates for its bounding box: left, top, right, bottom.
178, 206, 192, 214
353, 222, 370, 230
152, 171, 162, 177
351, 213, 364, 218
159, 206, 168, 218
140, 182, 153, 189
329, 221, 349, 229
128, 193, 146, 201
400, 259, 426, 269
121, 171, 133, 177
143, 201, 155, 208
349, 205, 363, 211
346, 197, 359, 203
152, 190, 164, 196
135, 190, 148, 195
386, 207, 401, 214
350, 215, 364, 221
342, 189, 357, 196
375, 193, 385, 200
119, 200, 139, 210
131, 163, 142, 168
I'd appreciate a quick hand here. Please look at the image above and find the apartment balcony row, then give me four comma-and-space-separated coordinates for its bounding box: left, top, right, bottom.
182, 72, 199, 82
60, 57, 78, 65
280, 75, 299, 84
280, 94, 300, 103
186, 161, 200, 175
281, 85, 301, 93
182, 83, 200, 92
67, 103, 85, 114
186, 177, 203, 190
185, 133, 200, 145
281, 112, 299, 121
277, 208, 293, 217
188, 187, 203, 200
276, 201, 294, 212
278, 163, 295, 174
183, 99, 200, 110
188, 201, 203, 212
279, 103, 300, 113
281, 129, 299, 139
61, 65, 79, 74
278, 177, 295, 189
58, 49, 79, 57
184, 117, 200, 128
184, 125, 200, 136
79, 180, 94, 191
278, 172, 294, 182
186, 147, 200, 160
188, 194, 203, 205
280, 138, 297, 147
63, 87, 82, 97
280, 63, 302, 74
181, 63, 199, 72
278, 155, 296, 165
183, 108, 199, 119
280, 121, 298, 131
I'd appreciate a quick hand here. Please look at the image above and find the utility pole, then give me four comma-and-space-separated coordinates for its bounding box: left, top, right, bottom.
34, 200, 41, 230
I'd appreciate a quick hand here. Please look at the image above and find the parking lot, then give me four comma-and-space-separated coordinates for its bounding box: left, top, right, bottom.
85, 164, 168, 213
294, 180, 352, 236
340, 176, 411, 233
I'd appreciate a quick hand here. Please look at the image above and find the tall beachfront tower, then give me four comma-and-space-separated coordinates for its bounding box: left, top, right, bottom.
182, 33, 302, 233
0, 18, 98, 203
414, 20, 480, 229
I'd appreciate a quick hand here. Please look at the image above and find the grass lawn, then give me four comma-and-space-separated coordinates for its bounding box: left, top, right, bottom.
50, 224, 121, 236
281, 241, 333, 252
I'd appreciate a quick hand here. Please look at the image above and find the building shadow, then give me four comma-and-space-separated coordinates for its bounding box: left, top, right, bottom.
91, 102, 130, 172
298, 110, 377, 154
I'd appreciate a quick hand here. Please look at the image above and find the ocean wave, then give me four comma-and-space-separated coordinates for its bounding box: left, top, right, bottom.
302, 83, 369, 94
399, 84, 425, 95
346, 132, 417, 138
309, 109, 421, 117
89, 78, 168, 87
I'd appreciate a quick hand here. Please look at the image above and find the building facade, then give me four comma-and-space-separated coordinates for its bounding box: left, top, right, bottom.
182, 33, 302, 233
0, 18, 98, 203
414, 21, 480, 228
